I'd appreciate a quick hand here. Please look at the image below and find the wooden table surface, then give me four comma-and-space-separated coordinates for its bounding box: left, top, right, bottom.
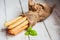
0, 0, 60, 40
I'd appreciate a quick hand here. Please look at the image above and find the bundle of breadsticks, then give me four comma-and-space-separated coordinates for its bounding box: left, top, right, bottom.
5, 0, 55, 35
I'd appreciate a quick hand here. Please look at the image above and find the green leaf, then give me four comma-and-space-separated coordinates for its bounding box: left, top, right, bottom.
25, 25, 37, 36
27, 25, 32, 32
29, 30, 37, 36
25, 31, 29, 35
25, 26, 32, 36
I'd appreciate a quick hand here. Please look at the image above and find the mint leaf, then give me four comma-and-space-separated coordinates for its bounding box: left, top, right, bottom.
25, 25, 37, 36
27, 25, 32, 32
29, 30, 37, 36
25, 26, 32, 36
25, 31, 29, 35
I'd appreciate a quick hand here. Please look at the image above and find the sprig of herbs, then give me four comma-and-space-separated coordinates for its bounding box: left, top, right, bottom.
25, 26, 37, 36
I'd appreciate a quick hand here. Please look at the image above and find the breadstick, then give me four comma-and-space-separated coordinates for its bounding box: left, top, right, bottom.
8, 17, 27, 29
8, 25, 28, 35
14, 25, 28, 35
5, 16, 22, 27
8, 20, 28, 35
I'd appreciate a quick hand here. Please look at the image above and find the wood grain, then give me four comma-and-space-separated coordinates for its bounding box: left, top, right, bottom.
0, 0, 60, 40
0, 0, 6, 40
29, 22, 51, 40
5, 0, 29, 40
44, 0, 60, 40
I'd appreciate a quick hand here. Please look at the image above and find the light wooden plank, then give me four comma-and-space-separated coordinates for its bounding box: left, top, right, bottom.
0, 0, 6, 30
0, 0, 6, 40
44, 0, 60, 40
20, 0, 28, 13
44, 11, 60, 40
5, 0, 29, 40
5, 0, 22, 21
7, 31, 29, 40
0, 31, 6, 40
29, 22, 51, 40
